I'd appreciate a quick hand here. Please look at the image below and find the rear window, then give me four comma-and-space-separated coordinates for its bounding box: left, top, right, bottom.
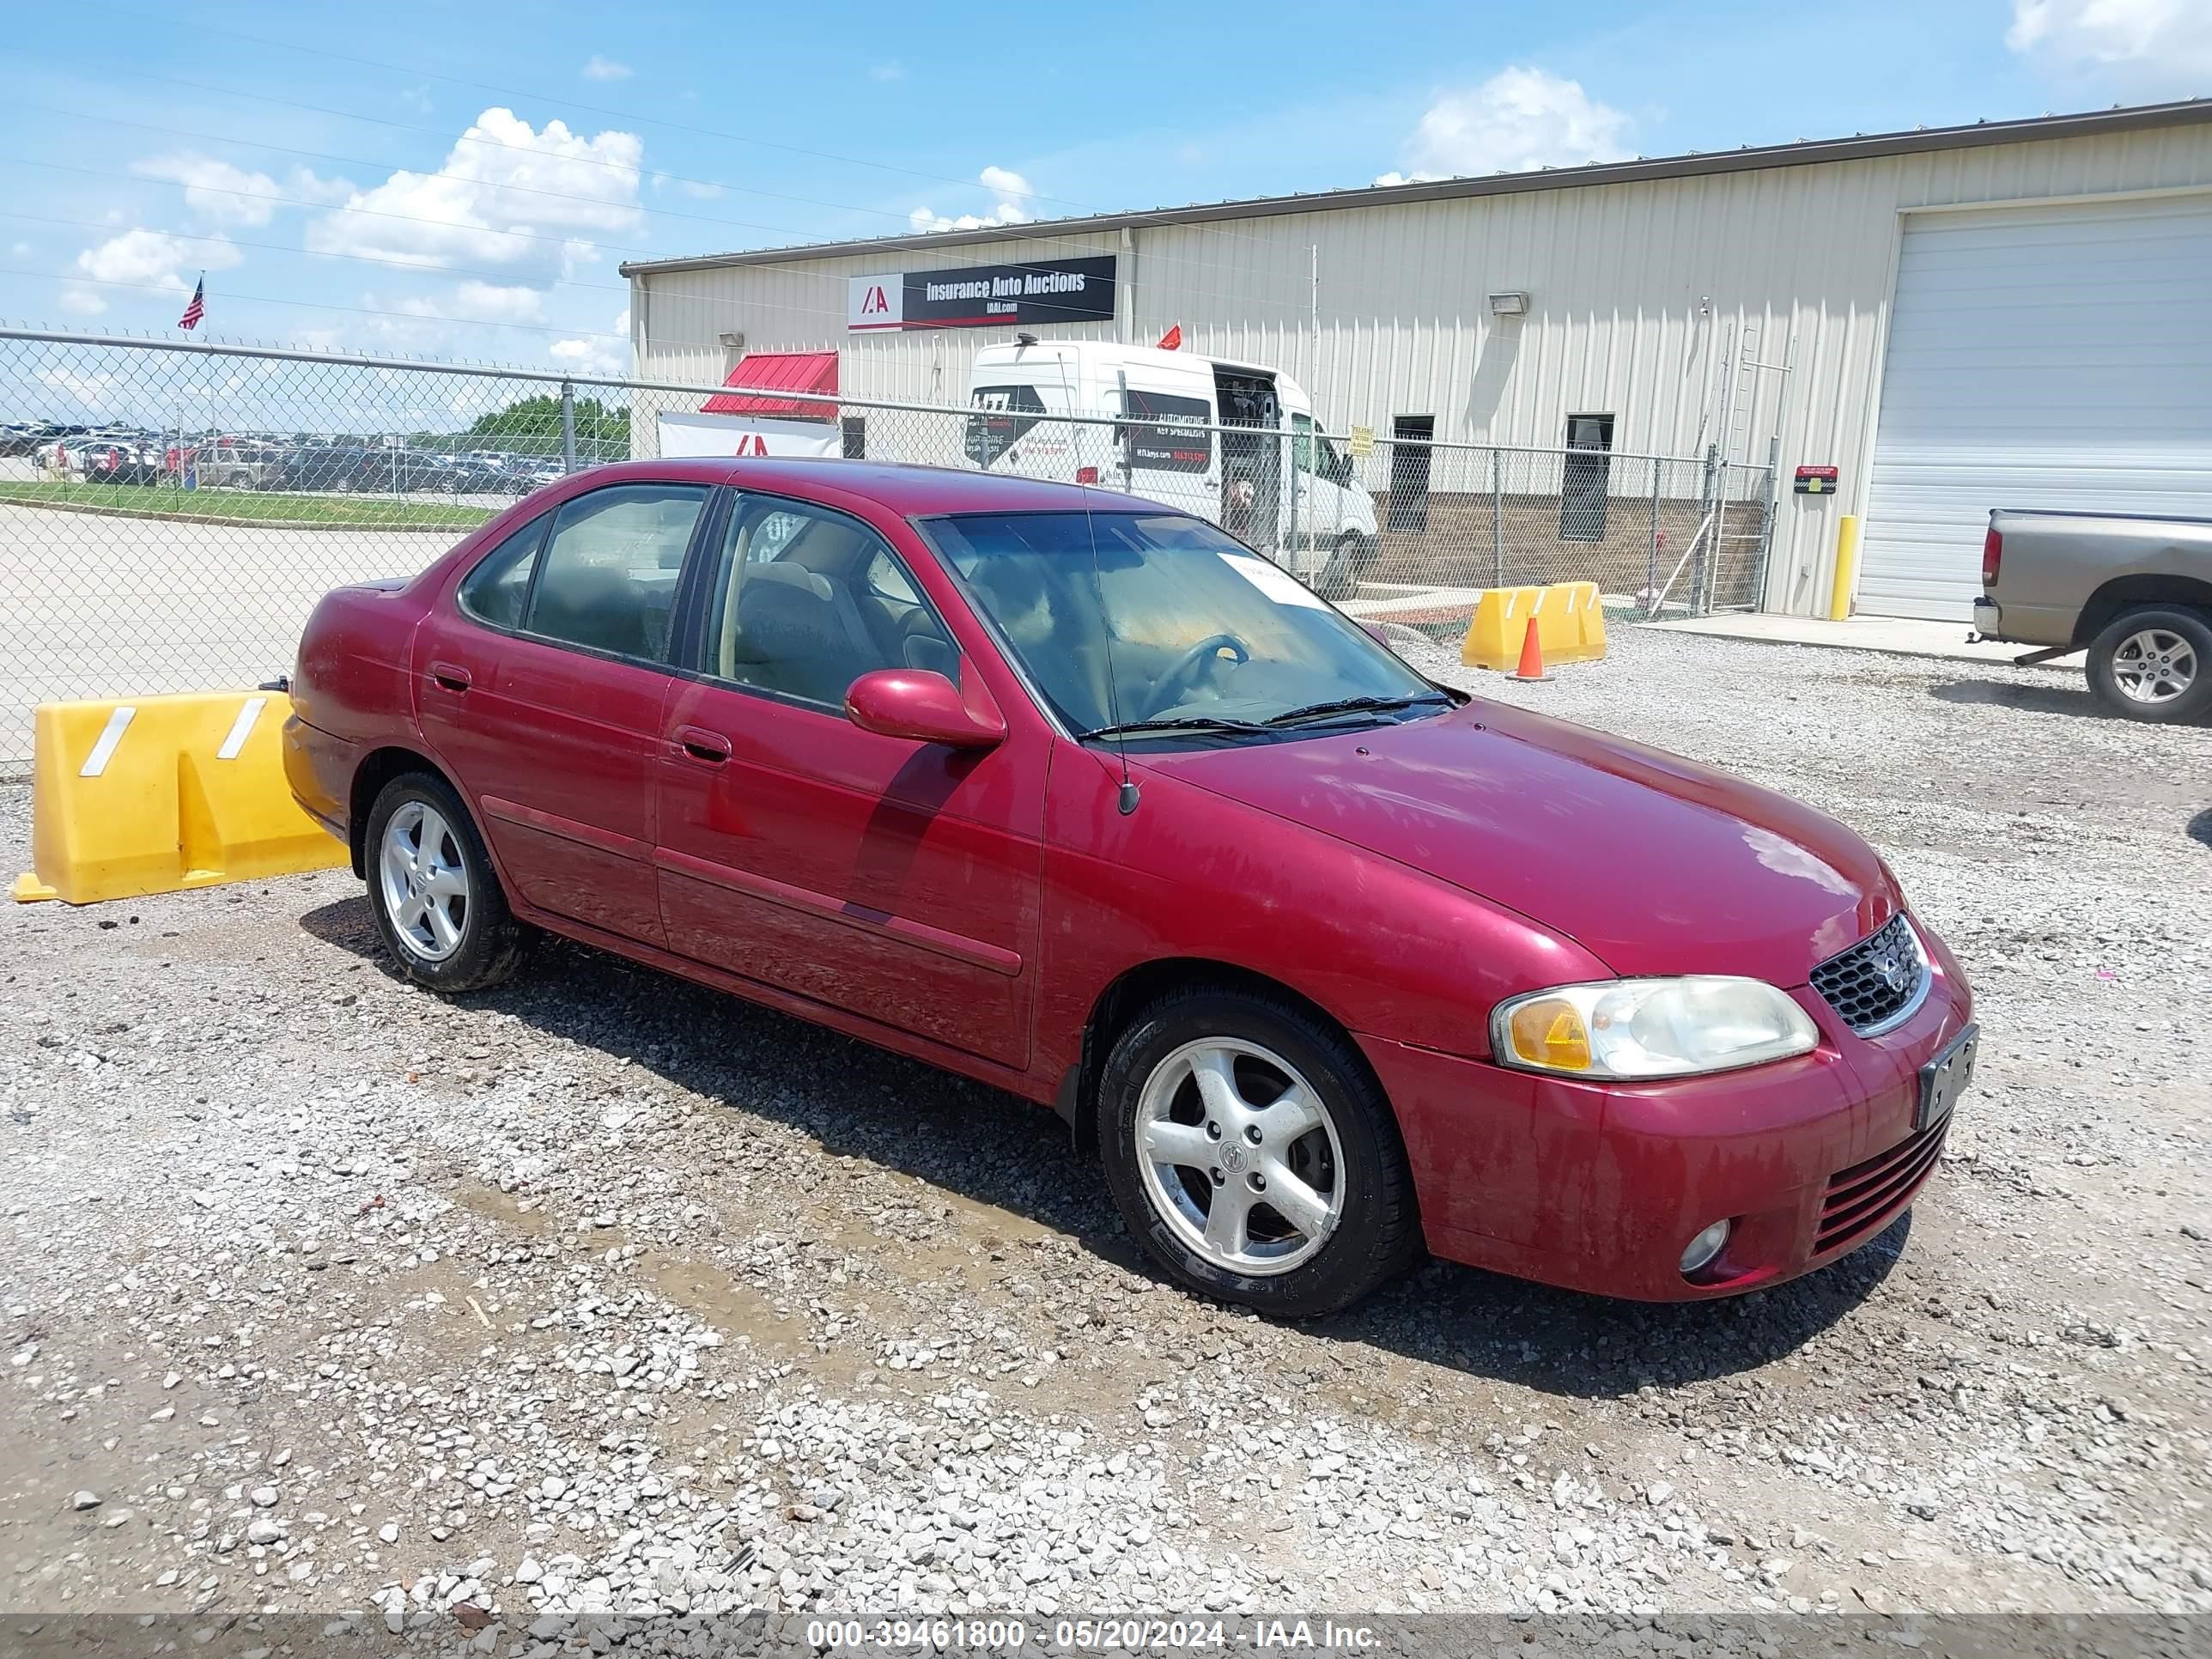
1119, 389, 1212, 473
967, 384, 1048, 466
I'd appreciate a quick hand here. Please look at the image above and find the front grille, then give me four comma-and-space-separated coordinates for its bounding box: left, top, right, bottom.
1809, 915, 1926, 1035
1817, 1121, 1948, 1255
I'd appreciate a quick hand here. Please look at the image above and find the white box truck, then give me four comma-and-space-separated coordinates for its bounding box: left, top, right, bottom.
964, 339, 1380, 599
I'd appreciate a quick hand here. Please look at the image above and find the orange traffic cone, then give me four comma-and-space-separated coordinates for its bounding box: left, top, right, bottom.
1508, 615, 1552, 682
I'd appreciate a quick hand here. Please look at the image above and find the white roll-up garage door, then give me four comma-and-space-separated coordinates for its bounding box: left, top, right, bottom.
1857, 194, 2212, 620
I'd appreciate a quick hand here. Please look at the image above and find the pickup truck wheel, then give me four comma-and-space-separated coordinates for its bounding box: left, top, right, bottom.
2086, 606, 2212, 724
364, 773, 526, 993
1097, 986, 1419, 1318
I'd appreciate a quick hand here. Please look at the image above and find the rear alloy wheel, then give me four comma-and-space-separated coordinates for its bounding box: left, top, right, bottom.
364, 773, 526, 992
1097, 987, 1419, 1317
2086, 605, 2212, 724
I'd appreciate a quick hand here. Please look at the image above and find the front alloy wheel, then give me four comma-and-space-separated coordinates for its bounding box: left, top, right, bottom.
1135, 1037, 1346, 1276
1097, 986, 1419, 1317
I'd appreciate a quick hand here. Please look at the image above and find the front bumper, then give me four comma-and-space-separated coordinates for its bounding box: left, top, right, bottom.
1362, 932, 1975, 1301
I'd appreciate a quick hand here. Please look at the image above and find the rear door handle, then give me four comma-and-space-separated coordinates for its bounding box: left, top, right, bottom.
428, 661, 473, 693
674, 725, 732, 763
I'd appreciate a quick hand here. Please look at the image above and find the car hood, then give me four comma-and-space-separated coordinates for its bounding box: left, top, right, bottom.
1137, 700, 1899, 984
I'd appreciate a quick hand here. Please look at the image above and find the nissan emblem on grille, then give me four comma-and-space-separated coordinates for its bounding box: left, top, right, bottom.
1809, 915, 1927, 1035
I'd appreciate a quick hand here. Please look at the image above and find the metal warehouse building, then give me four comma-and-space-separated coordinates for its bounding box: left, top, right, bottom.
623, 100, 2212, 621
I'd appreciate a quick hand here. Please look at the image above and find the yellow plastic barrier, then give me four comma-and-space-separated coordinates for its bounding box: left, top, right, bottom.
13, 690, 347, 906
1460, 586, 1545, 671
1460, 581, 1608, 670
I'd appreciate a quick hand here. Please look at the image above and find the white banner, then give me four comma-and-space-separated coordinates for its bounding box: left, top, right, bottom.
657, 411, 842, 459
848, 273, 904, 331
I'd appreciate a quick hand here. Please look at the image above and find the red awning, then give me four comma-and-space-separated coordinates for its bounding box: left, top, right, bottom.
701, 351, 839, 422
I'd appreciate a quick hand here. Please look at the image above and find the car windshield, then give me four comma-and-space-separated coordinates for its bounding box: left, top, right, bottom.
922, 510, 1447, 740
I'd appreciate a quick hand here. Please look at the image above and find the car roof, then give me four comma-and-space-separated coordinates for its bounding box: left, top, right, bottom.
587, 457, 1171, 518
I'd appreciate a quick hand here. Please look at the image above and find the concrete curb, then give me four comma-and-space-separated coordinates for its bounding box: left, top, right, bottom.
0, 495, 483, 534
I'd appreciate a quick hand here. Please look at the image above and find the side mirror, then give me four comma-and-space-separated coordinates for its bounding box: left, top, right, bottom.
844, 668, 1006, 750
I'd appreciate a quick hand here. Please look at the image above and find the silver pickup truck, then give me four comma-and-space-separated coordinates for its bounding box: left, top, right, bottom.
1973, 507, 2212, 723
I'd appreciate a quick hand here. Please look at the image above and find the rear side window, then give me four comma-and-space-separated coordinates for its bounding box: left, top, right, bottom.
523, 483, 709, 662
967, 384, 1048, 466
456, 511, 552, 629
1119, 389, 1212, 472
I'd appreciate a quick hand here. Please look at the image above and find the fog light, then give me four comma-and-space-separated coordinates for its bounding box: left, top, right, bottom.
1680, 1219, 1731, 1276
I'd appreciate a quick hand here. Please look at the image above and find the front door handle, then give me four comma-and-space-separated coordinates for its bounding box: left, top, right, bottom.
428, 661, 473, 693
674, 725, 732, 764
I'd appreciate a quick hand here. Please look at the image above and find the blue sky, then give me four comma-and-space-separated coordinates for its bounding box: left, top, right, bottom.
1, 0, 2204, 374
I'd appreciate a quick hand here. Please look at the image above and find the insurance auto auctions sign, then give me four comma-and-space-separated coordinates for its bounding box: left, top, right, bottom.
848, 256, 1117, 331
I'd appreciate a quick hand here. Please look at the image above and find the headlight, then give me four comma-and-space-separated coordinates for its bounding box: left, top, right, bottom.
1492, 977, 1819, 1079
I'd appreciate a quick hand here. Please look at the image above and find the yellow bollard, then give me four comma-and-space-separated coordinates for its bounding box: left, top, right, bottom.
1828, 515, 1861, 622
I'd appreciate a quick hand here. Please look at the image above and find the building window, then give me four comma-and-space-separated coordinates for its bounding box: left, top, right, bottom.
1559, 414, 1614, 543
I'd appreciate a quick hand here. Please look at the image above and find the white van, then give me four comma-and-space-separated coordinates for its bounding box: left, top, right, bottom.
964, 339, 1380, 599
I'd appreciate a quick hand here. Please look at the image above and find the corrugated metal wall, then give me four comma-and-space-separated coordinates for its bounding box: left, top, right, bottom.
633, 125, 2212, 615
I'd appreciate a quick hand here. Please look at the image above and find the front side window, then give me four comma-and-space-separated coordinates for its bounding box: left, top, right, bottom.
456, 510, 553, 629
521, 483, 707, 661
698, 495, 959, 707
923, 511, 1443, 740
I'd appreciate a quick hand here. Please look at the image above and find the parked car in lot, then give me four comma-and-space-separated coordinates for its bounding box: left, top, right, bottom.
76, 439, 163, 484
196, 441, 283, 490
287, 459, 1978, 1316
1975, 507, 2212, 723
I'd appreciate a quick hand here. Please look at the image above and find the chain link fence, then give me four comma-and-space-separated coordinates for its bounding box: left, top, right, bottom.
0, 327, 1771, 769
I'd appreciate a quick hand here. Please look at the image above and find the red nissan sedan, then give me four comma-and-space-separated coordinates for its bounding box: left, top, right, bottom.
284, 459, 1977, 1317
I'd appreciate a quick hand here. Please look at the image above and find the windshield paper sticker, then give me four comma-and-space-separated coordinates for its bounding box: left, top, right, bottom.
1221, 552, 1328, 611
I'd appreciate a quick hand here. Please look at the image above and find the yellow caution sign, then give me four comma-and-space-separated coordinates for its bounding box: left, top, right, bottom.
13, 690, 347, 906
1460, 581, 1607, 671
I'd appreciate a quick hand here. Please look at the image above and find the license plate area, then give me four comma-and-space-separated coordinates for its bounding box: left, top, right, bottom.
1917, 1023, 1978, 1133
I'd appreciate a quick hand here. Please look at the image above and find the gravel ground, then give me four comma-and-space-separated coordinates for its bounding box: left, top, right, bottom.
3, 624, 2209, 1642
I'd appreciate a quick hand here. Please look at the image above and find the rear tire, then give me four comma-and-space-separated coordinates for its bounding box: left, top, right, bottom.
1316, 532, 1370, 602
363, 772, 526, 993
1096, 985, 1419, 1318
2085, 605, 2212, 724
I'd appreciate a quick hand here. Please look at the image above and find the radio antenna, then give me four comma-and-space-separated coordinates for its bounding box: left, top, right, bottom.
1078, 490, 1139, 816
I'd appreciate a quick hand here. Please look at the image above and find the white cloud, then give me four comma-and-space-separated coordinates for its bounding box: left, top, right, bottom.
2006, 0, 2212, 90
400, 281, 546, 324
306, 107, 644, 285
1389, 67, 1632, 181
547, 308, 629, 377
76, 228, 242, 293
908, 166, 1035, 234
582, 54, 633, 81
133, 153, 352, 228
678, 178, 725, 199
398, 85, 433, 115
58, 285, 107, 316
869, 61, 905, 82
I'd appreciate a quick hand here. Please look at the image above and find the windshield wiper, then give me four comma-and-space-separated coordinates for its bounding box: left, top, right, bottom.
1079, 715, 1271, 741
1261, 692, 1453, 727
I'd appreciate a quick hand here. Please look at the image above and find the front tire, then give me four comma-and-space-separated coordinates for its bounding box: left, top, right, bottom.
2086, 605, 2212, 723
1097, 986, 1419, 1318
363, 772, 526, 993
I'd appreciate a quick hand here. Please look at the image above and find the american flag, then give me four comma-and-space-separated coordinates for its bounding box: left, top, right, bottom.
177, 276, 204, 331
